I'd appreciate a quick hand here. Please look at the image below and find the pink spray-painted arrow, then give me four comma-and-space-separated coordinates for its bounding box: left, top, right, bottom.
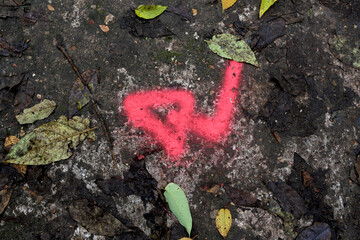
123, 60, 243, 160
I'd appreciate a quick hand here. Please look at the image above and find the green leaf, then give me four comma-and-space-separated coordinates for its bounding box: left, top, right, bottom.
259, 0, 278, 18
164, 183, 192, 237
135, 5, 168, 20
15, 99, 56, 124
206, 33, 258, 66
5, 115, 96, 165
69, 69, 99, 117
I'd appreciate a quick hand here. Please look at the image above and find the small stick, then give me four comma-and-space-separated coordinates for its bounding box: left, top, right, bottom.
56, 35, 118, 171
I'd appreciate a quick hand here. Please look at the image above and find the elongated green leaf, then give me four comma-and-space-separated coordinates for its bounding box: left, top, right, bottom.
206, 33, 258, 66
135, 5, 168, 20
5, 115, 96, 165
259, 0, 277, 18
16, 99, 56, 124
164, 183, 192, 237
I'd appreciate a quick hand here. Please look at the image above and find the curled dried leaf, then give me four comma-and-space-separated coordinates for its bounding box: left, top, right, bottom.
4, 136, 20, 149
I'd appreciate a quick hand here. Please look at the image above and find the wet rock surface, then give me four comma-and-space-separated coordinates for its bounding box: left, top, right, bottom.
1, 0, 360, 239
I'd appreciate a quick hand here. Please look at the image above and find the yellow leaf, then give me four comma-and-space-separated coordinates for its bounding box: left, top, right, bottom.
222, 0, 237, 10
178, 236, 198, 240
216, 208, 232, 238
259, 0, 278, 18
4, 136, 20, 149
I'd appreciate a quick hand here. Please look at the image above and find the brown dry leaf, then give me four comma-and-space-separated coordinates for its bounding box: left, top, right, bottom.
47, 5, 55, 11
0, 188, 13, 215
12, 163, 27, 176
222, 0, 237, 10
4, 136, 20, 149
302, 170, 313, 187
272, 131, 281, 143
99, 25, 110, 33
207, 184, 220, 194
350, 155, 360, 184
20, 129, 26, 137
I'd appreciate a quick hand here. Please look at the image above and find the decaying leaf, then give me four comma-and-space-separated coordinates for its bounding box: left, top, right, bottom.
167, 1, 192, 21
4, 136, 20, 149
216, 208, 232, 238
224, 185, 258, 207
5, 115, 96, 165
4, 136, 27, 175
206, 33, 258, 66
296, 222, 332, 240
22, 10, 50, 25
0, 188, 13, 215
12, 163, 27, 176
222, 0, 237, 10
259, 0, 278, 18
178, 238, 192, 240
69, 199, 132, 236
14, 73, 34, 115
0, 75, 23, 91
350, 155, 360, 184
251, 18, 285, 51
328, 35, 360, 70
0, 5, 22, 19
0, 37, 29, 57
120, 12, 173, 38
16, 99, 56, 124
0, 74, 28, 113
68, 69, 99, 117
164, 183, 192, 237
267, 181, 307, 219
135, 5, 168, 20
302, 170, 314, 187
207, 184, 220, 194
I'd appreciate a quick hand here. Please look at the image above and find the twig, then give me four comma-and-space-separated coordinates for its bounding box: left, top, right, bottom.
55, 35, 118, 171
